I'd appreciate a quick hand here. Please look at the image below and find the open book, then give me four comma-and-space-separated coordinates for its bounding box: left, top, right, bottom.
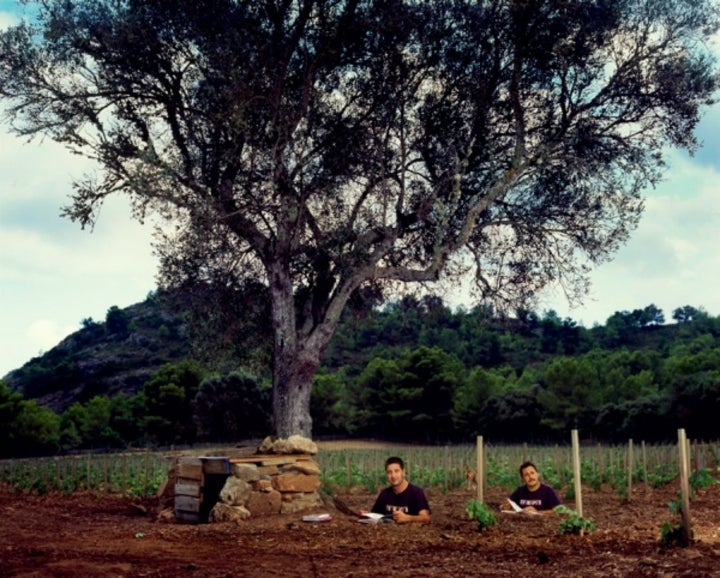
502, 499, 538, 515
508, 499, 523, 512
358, 512, 393, 524
302, 513, 332, 523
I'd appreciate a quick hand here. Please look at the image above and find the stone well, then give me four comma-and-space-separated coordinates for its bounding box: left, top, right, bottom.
167, 435, 323, 523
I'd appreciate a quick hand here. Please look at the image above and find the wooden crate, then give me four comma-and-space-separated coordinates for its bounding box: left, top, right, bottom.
174, 456, 232, 523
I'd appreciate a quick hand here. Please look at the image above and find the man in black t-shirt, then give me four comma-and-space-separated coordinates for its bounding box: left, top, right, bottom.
502, 460, 561, 515
360, 456, 431, 524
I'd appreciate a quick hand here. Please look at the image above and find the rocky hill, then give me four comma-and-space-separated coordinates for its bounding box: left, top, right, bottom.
3, 294, 190, 413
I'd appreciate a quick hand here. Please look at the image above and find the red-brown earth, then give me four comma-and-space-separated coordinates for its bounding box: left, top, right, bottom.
2, 443, 719, 577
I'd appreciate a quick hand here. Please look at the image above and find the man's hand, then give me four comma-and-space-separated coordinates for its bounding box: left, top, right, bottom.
392, 509, 431, 524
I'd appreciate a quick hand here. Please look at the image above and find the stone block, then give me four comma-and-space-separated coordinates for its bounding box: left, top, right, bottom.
209, 503, 251, 523
272, 473, 320, 493
259, 435, 318, 455
231, 463, 261, 482
247, 489, 282, 516
252, 479, 273, 492
279, 492, 323, 514
219, 477, 252, 506
281, 460, 320, 475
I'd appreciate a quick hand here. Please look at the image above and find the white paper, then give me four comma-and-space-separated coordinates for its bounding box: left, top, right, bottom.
358, 512, 392, 523
302, 513, 332, 522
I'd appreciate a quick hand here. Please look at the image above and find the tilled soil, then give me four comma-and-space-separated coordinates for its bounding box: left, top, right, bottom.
1, 480, 719, 577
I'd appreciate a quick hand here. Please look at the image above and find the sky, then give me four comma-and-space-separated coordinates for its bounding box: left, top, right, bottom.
1, 3, 720, 378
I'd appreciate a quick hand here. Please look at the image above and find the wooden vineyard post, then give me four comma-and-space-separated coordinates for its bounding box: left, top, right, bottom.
443, 445, 449, 492
641, 441, 648, 491
571, 429, 584, 533
627, 439, 633, 502
554, 445, 563, 486
144, 448, 150, 495
678, 429, 693, 544
345, 454, 352, 488
122, 453, 128, 496
476, 435, 484, 502
72, 455, 78, 491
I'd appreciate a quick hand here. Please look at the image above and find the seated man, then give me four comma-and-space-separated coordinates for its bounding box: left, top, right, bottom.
502, 460, 561, 514
360, 456, 431, 523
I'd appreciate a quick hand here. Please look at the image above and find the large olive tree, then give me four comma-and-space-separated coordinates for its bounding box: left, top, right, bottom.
1, 0, 717, 437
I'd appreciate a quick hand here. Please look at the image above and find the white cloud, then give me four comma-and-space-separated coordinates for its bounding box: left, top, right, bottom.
0, 5, 161, 376
541, 150, 720, 325
26, 319, 77, 357
0, 10, 18, 29
0, 136, 158, 377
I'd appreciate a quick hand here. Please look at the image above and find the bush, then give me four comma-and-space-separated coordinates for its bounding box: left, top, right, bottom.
465, 499, 497, 532
555, 505, 596, 535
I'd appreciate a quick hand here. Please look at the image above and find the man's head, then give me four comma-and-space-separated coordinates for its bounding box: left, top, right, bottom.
519, 461, 541, 492
385, 456, 407, 490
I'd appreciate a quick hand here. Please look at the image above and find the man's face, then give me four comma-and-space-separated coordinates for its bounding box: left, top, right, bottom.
521, 465, 541, 491
385, 463, 406, 488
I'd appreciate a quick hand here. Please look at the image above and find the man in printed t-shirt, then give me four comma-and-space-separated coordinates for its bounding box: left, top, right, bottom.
502, 460, 561, 515
360, 456, 431, 523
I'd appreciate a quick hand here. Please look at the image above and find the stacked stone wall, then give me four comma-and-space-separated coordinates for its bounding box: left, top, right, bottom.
171, 435, 322, 523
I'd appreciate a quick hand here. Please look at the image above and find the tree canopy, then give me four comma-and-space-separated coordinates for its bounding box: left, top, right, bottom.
1, 0, 718, 437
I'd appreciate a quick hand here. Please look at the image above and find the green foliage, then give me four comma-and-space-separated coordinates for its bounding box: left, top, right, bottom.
0, 451, 168, 497
12, 400, 61, 456
351, 346, 464, 442
466, 499, 497, 532
689, 468, 717, 492
540, 357, 601, 432
5, 289, 720, 446
320, 459, 383, 493
105, 305, 130, 336
479, 386, 547, 443
555, 505, 596, 535
451, 367, 505, 436
660, 497, 692, 547
0, 381, 60, 457
311, 369, 354, 436
660, 519, 688, 547
142, 359, 207, 445
193, 372, 271, 441
58, 395, 139, 450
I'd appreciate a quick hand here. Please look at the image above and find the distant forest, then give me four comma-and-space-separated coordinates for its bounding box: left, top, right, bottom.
2, 292, 719, 458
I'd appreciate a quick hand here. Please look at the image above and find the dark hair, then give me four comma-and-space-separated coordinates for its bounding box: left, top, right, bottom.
519, 461, 537, 476
385, 456, 405, 470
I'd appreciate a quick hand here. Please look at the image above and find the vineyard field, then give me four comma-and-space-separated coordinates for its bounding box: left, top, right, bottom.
1, 440, 719, 577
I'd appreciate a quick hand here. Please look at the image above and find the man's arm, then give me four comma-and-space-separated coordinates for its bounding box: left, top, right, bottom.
393, 508, 431, 524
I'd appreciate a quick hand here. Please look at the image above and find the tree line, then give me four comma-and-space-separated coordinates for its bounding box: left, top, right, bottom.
2, 296, 719, 458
